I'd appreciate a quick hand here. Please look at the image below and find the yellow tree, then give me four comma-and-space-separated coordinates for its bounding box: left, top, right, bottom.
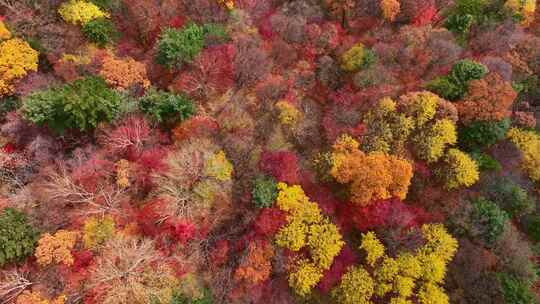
436, 148, 479, 190
0, 38, 39, 96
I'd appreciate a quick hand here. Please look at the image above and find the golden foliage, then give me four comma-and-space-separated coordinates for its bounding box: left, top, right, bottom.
276, 100, 301, 126
0, 21, 11, 40
505, 0, 536, 26
330, 136, 413, 205
437, 148, 480, 189
115, 159, 130, 189
16, 291, 66, 304
335, 224, 457, 303
274, 183, 344, 295
360, 231, 385, 266
413, 119, 457, 163
380, 0, 401, 21
99, 54, 150, 91
204, 150, 234, 182
332, 266, 374, 304
0, 38, 39, 96
288, 259, 324, 297
83, 216, 115, 249
58, 0, 110, 25
35, 230, 79, 266
507, 127, 540, 182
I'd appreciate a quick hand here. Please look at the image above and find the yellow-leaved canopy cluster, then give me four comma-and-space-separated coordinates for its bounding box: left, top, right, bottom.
58, 0, 110, 25
329, 134, 414, 206
505, 0, 536, 26
16, 291, 66, 304
0, 20, 11, 40
274, 183, 345, 296
363, 92, 458, 163
436, 148, 480, 190
332, 224, 458, 304
507, 127, 540, 183
0, 37, 39, 97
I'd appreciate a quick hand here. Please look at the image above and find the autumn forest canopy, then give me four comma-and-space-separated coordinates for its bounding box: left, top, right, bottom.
0, 0, 539, 303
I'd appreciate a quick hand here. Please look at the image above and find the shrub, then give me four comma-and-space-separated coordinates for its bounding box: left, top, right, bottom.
252, 175, 278, 208
22, 76, 123, 133
0, 208, 38, 266
139, 88, 196, 124
471, 197, 509, 245
81, 18, 117, 47
497, 272, 535, 304
58, 0, 110, 25
437, 148, 479, 190
156, 24, 205, 68
458, 119, 510, 151
0, 38, 39, 97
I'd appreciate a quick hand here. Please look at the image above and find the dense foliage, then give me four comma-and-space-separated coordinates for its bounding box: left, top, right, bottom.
139, 88, 196, 124
0, 208, 38, 266
0, 0, 539, 303
22, 76, 123, 132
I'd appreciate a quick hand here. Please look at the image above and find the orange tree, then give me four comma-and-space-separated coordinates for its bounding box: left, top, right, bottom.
329, 135, 413, 206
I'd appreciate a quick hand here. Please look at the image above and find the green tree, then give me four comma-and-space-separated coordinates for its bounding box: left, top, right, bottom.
0, 208, 38, 266
485, 177, 534, 218
82, 18, 118, 47
156, 24, 205, 68
139, 88, 195, 125
427, 59, 488, 101
497, 272, 535, 304
458, 119, 510, 151
22, 76, 123, 133
471, 197, 509, 245
252, 176, 278, 208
